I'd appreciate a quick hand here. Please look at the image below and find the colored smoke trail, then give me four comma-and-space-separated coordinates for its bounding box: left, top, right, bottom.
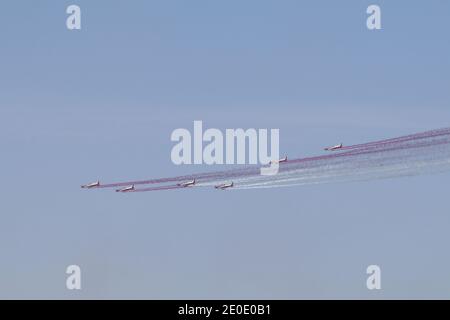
129, 185, 183, 192
338, 127, 450, 151
97, 165, 259, 189
232, 137, 450, 190
87, 127, 450, 192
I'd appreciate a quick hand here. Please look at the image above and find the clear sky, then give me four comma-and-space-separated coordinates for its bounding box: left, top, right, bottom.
1, 0, 450, 298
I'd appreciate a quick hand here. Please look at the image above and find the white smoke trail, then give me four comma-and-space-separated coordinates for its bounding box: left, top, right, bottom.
96, 127, 450, 193
233, 139, 450, 190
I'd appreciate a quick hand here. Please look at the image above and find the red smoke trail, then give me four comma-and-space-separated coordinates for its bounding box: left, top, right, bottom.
87, 127, 450, 192
340, 127, 450, 151
129, 185, 184, 192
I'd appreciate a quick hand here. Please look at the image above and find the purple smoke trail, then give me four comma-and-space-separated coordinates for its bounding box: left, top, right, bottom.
129, 185, 183, 192
96, 165, 259, 189
234, 136, 450, 190
129, 135, 450, 192
340, 127, 450, 151
86, 127, 450, 192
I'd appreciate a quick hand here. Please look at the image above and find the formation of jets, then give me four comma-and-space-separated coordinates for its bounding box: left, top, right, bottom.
82, 144, 344, 193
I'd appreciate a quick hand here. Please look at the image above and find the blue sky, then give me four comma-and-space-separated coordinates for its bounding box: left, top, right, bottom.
0, 0, 450, 298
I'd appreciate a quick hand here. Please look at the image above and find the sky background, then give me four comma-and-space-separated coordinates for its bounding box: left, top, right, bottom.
0, 0, 450, 299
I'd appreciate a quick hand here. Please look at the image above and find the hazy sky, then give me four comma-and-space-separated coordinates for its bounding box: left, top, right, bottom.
1, 0, 450, 298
